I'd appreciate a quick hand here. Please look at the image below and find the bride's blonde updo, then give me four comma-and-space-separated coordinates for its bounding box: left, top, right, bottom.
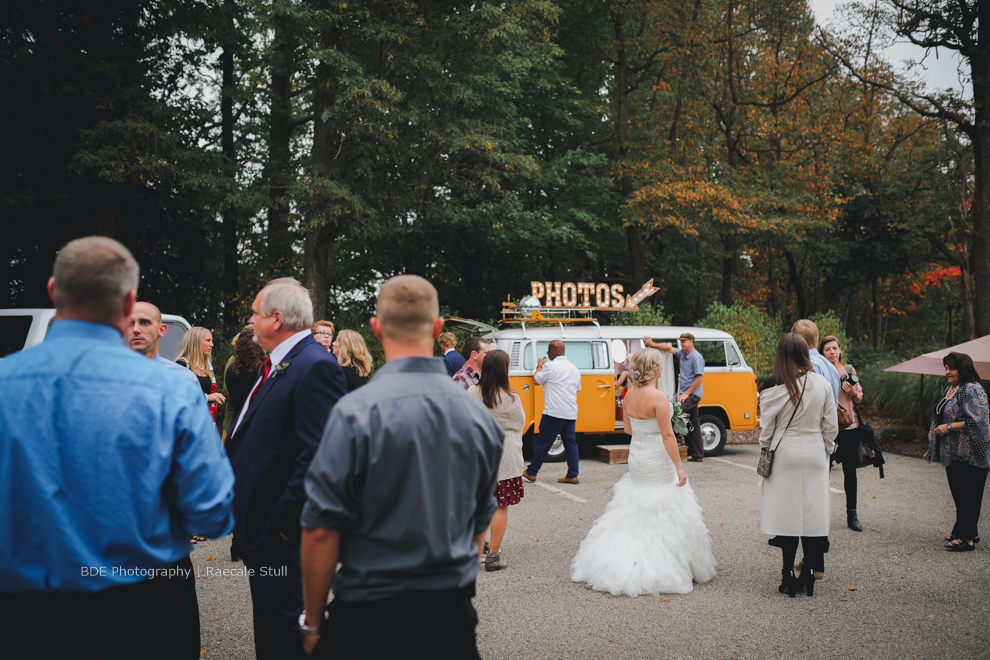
627, 347, 662, 386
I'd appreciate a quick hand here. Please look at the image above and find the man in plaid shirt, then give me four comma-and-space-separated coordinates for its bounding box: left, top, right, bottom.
451, 336, 490, 390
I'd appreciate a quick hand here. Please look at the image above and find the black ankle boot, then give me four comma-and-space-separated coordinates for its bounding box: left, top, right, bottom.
778, 569, 798, 597
796, 569, 816, 597
847, 509, 863, 532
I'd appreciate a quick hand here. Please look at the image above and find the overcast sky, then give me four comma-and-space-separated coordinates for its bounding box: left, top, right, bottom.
809, 0, 970, 99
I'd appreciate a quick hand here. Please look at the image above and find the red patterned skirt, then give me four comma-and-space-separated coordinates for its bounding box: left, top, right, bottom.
495, 476, 524, 507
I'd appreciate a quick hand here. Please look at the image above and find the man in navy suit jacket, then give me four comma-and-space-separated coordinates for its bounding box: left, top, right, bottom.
440, 331, 465, 377
226, 278, 347, 660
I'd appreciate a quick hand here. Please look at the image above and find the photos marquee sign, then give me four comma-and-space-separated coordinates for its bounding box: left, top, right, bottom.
529, 279, 659, 311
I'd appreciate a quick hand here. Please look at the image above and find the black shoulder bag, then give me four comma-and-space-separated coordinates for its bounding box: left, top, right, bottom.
757, 376, 807, 479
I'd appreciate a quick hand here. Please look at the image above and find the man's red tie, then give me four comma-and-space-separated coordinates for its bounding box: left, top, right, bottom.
248, 357, 272, 407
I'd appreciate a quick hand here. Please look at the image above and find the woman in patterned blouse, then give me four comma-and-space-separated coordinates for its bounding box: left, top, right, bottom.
925, 352, 990, 552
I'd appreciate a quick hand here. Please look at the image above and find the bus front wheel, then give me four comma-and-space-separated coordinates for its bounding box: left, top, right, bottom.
699, 414, 727, 457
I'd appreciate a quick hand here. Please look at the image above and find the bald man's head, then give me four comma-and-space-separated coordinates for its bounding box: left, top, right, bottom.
548, 339, 565, 360
375, 275, 440, 344
127, 301, 166, 357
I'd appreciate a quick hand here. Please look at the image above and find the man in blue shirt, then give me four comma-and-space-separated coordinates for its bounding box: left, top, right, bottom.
0, 237, 235, 659
792, 319, 840, 405
126, 300, 199, 386
645, 332, 706, 461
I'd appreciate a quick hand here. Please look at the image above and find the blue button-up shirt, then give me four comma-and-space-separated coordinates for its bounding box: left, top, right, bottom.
0, 320, 235, 593
675, 348, 705, 400
154, 351, 200, 385
809, 348, 840, 405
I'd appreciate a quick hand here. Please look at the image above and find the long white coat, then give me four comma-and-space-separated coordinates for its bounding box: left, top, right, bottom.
759, 372, 838, 537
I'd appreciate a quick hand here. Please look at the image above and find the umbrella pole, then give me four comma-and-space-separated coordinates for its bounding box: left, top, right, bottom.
918, 374, 925, 430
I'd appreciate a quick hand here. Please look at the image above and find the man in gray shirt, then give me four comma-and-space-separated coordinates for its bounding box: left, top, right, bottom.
299, 275, 504, 659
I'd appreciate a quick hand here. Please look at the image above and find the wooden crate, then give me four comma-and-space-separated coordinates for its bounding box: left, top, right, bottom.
597, 444, 630, 464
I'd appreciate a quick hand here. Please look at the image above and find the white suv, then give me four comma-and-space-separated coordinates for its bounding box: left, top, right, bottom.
0, 309, 192, 359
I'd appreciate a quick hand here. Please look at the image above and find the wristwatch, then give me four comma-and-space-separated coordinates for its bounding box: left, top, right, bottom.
298, 610, 328, 636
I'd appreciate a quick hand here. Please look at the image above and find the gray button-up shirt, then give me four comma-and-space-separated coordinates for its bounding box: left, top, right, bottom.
675, 348, 705, 399
302, 356, 504, 602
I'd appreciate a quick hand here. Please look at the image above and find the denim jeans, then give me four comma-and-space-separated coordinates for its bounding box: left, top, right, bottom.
527, 414, 579, 478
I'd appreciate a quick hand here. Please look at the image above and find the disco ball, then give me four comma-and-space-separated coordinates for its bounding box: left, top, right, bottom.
518, 296, 541, 318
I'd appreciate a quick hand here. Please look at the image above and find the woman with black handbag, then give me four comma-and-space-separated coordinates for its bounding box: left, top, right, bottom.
759, 334, 838, 597
820, 336, 867, 532
925, 352, 990, 552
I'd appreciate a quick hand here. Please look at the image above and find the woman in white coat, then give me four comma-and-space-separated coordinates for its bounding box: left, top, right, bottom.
760, 333, 838, 597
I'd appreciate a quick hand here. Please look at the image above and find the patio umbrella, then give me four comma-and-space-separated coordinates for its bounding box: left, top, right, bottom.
883, 335, 990, 380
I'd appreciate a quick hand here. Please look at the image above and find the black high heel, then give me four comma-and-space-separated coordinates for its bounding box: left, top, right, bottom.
796, 569, 816, 597
778, 569, 798, 597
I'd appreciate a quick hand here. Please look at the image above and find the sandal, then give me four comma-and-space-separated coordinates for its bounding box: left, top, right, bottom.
944, 535, 979, 545
945, 539, 975, 552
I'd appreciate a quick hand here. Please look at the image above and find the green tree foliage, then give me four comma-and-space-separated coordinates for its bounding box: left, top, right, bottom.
0, 0, 981, 396
698, 301, 779, 381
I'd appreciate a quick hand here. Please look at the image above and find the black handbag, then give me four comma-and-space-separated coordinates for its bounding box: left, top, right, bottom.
757, 377, 806, 478
852, 404, 885, 477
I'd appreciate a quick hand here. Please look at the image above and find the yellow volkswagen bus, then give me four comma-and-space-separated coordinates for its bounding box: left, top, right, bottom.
448, 320, 759, 459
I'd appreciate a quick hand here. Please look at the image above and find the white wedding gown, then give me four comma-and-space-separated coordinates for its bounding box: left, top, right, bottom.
570, 416, 717, 596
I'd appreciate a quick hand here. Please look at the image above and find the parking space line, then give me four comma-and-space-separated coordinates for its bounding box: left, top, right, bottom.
529, 480, 588, 503
708, 457, 845, 494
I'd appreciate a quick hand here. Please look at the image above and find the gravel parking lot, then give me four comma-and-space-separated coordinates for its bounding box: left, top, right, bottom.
193, 444, 990, 659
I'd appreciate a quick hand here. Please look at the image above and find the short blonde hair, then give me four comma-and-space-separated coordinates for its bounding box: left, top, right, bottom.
376, 275, 439, 343
438, 332, 457, 349
628, 347, 663, 387
336, 329, 374, 378
791, 319, 819, 350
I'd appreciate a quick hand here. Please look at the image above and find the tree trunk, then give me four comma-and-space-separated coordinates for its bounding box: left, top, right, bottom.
303, 224, 335, 321
266, 23, 294, 274
721, 252, 734, 306
767, 245, 777, 318
220, 2, 239, 330
94, 181, 118, 239
784, 250, 807, 319
615, 11, 647, 287
302, 31, 338, 321
872, 274, 882, 351
971, 56, 990, 336
961, 260, 976, 341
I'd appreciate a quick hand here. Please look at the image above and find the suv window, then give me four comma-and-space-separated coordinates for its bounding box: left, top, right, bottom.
525, 340, 610, 370
0, 315, 33, 358
694, 340, 727, 367
159, 322, 187, 361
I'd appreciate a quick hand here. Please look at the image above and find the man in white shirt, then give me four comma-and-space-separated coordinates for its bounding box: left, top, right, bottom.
522, 339, 583, 484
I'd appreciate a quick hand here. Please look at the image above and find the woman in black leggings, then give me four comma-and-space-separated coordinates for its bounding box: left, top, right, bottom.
819, 336, 865, 532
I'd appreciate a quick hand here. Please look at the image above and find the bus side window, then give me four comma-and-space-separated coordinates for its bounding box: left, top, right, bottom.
726, 342, 742, 367
694, 340, 727, 367
593, 341, 609, 369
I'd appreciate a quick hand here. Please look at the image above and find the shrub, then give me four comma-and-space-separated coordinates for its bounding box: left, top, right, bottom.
808, 310, 851, 356
698, 302, 779, 382
609, 302, 672, 327
857, 354, 944, 426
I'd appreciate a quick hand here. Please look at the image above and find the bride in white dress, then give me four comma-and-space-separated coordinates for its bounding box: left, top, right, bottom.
570, 347, 717, 596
